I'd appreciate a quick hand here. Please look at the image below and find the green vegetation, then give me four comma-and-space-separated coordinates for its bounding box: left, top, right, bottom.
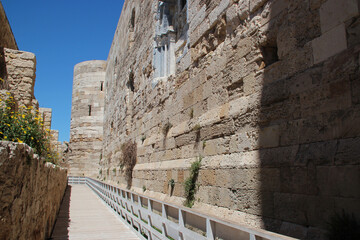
141, 230, 148, 239
121, 140, 137, 188
0, 92, 58, 164
152, 225, 162, 234
162, 121, 173, 136
184, 156, 202, 208
141, 135, 146, 143
192, 123, 201, 132
142, 185, 147, 192
169, 179, 175, 189
189, 108, 194, 119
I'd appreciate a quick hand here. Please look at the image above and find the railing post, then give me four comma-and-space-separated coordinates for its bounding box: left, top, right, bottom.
206, 218, 215, 240
178, 209, 185, 240
147, 199, 152, 227
162, 204, 167, 237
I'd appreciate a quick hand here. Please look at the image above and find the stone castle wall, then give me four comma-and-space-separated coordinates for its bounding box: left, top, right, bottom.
0, 1, 17, 50
0, 141, 67, 240
3, 48, 38, 109
99, 0, 360, 239
69, 60, 106, 177
39, 107, 52, 130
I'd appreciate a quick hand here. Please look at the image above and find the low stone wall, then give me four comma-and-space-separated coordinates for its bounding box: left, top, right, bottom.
0, 141, 67, 240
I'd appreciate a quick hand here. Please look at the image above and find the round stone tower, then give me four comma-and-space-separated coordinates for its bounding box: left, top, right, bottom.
69, 60, 106, 177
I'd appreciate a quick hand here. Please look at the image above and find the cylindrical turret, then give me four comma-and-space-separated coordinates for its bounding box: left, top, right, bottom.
69, 60, 106, 177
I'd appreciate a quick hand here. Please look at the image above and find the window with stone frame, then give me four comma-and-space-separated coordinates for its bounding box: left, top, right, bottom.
153, 0, 188, 79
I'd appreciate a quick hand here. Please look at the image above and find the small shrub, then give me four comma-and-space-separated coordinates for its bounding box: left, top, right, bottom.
202, 140, 206, 149
152, 225, 162, 234
0, 93, 58, 164
162, 121, 172, 136
121, 140, 137, 189
184, 156, 202, 208
192, 124, 201, 143
327, 210, 360, 240
189, 108, 194, 119
169, 179, 175, 189
169, 178, 175, 196
112, 168, 116, 173
99, 169, 102, 175
143, 185, 146, 192
141, 135, 146, 144
192, 124, 201, 132
119, 163, 124, 170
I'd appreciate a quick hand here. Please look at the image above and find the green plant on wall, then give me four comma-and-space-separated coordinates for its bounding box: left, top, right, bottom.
202, 140, 206, 149
0, 92, 59, 164
192, 124, 201, 132
189, 108, 194, 119
121, 140, 137, 189
162, 121, 172, 136
184, 156, 202, 208
169, 179, 175, 189
141, 135, 146, 144
169, 178, 175, 196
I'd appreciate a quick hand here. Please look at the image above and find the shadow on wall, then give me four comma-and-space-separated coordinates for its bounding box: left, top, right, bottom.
49, 185, 72, 240
259, 1, 360, 239
0, 47, 8, 89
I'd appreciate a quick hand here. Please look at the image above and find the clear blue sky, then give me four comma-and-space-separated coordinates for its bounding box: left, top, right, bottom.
2, 0, 125, 142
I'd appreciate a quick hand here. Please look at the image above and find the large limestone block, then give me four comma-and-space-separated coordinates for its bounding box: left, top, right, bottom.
320, 0, 359, 33
312, 23, 347, 64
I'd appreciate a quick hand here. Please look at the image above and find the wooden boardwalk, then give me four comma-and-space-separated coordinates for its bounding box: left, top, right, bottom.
50, 184, 139, 240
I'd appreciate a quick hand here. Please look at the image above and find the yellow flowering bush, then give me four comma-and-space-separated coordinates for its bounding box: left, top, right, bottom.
0, 93, 58, 164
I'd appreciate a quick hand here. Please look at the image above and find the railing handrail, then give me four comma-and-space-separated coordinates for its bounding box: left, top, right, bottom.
68, 176, 298, 240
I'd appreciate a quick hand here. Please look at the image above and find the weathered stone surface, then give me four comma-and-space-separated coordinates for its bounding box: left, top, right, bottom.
4, 48, 37, 108
312, 24, 347, 64
0, 141, 67, 240
320, 0, 359, 33
69, 60, 106, 177
71, 0, 360, 239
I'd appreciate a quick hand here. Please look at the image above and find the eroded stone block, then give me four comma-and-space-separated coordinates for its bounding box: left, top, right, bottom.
320, 0, 359, 33
312, 24, 347, 64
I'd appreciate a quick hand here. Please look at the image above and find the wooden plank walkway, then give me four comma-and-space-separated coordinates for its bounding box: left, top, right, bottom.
50, 184, 139, 240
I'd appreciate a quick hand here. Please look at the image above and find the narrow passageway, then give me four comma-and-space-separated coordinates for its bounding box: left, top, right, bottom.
50, 185, 139, 240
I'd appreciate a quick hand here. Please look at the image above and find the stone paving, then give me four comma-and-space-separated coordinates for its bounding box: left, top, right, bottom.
50, 185, 139, 240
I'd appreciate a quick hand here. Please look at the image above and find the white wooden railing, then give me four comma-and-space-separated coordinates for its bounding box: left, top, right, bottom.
68, 176, 298, 240
67, 176, 86, 184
